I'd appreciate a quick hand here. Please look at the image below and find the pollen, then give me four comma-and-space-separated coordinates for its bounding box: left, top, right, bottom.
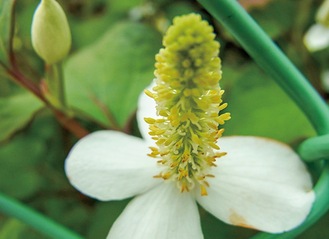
145, 13, 230, 195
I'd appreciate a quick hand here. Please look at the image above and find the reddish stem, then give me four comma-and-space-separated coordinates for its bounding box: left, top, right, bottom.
53, 110, 89, 138
6, 66, 45, 101
5, 64, 89, 139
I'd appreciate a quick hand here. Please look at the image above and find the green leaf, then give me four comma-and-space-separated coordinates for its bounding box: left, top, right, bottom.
70, 14, 120, 49
39, 197, 90, 233
164, 2, 198, 21
0, 219, 26, 239
250, 0, 294, 39
107, 0, 145, 12
0, 218, 49, 239
0, 136, 45, 199
222, 63, 315, 143
65, 21, 161, 128
0, 93, 43, 142
0, 0, 15, 64
0, 73, 16, 97
87, 200, 130, 239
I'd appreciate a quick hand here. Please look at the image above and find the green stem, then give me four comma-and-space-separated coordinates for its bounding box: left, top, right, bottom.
197, 0, 329, 135
56, 62, 66, 107
299, 135, 329, 162
45, 62, 67, 110
0, 192, 84, 239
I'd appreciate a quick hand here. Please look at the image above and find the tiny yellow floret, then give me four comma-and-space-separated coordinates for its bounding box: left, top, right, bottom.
146, 13, 230, 195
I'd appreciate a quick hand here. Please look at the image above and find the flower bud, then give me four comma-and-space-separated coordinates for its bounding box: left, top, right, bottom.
31, 0, 71, 64
316, 0, 329, 27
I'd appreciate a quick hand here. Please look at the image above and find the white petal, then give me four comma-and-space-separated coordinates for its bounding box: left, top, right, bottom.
108, 183, 203, 239
304, 23, 329, 52
136, 80, 157, 142
196, 136, 315, 233
65, 130, 160, 201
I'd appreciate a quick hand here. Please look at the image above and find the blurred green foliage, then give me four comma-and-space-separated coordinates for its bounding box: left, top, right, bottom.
65, 21, 161, 127
0, 93, 43, 141
0, 0, 328, 238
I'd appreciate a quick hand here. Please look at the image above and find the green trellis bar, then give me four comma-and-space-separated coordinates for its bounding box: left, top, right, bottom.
0, 192, 84, 239
196, 0, 329, 238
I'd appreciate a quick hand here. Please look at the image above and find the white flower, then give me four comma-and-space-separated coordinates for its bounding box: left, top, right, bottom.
65, 84, 315, 239
304, 0, 329, 52
304, 23, 329, 52
66, 13, 315, 239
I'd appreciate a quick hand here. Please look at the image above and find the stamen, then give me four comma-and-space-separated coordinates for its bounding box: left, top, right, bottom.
200, 185, 208, 196
145, 13, 230, 195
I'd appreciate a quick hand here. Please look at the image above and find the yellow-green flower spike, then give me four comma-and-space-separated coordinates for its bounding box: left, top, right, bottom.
145, 13, 231, 195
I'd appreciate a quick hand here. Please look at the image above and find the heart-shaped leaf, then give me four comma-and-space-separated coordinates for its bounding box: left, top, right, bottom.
65, 21, 161, 128
0, 93, 43, 142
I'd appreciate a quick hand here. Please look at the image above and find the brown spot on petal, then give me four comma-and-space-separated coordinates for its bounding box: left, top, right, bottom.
229, 209, 256, 230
